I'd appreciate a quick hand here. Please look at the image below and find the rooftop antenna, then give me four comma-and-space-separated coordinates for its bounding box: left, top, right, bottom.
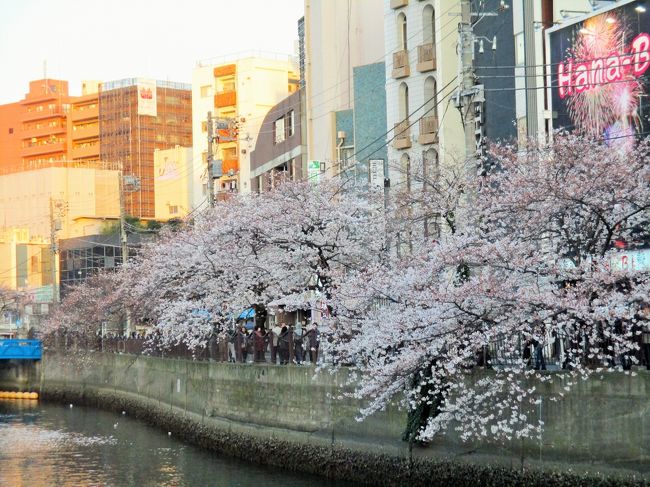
43, 59, 48, 93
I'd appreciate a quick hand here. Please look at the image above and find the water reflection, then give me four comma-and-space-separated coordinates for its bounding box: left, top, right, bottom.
0, 400, 353, 487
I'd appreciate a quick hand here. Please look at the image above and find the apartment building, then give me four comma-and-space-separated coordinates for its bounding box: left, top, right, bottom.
384, 0, 465, 188
192, 54, 299, 206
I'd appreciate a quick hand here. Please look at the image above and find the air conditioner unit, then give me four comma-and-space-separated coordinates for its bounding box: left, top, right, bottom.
241, 149, 247, 154
239, 117, 246, 123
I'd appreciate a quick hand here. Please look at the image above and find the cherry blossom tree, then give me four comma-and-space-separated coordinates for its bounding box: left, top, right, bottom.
115, 178, 385, 349
325, 133, 650, 443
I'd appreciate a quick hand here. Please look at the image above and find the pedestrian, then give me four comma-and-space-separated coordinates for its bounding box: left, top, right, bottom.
227, 327, 237, 362
278, 324, 291, 365
293, 322, 304, 364
238, 325, 248, 363
305, 322, 320, 364
253, 325, 266, 363
533, 339, 546, 370
270, 323, 281, 365
245, 327, 254, 363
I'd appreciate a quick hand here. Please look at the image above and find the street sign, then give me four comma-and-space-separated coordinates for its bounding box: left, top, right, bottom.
369, 159, 384, 188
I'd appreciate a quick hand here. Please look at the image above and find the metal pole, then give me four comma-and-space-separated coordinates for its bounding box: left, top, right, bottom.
207, 111, 215, 207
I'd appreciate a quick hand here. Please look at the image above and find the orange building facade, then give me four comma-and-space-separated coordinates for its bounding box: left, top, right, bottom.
0, 78, 192, 218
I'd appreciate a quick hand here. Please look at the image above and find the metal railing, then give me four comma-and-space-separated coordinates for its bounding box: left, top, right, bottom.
418, 43, 435, 64
393, 49, 409, 69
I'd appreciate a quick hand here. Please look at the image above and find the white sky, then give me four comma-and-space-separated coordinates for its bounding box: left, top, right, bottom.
0, 0, 304, 104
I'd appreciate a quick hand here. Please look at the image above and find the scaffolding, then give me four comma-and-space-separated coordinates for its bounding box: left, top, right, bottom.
99, 80, 192, 218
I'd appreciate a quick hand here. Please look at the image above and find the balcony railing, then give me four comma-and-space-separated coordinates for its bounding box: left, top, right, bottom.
393, 120, 411, 149
390, 0, 408, 8
222, 158, 239, 174
392, 50, 410, 79
71, 144, 100, 160
214, 90, 237, 108
418, 116, 439, 145
21, 124, 65, 140
70, 104, 99, 122
20, 107, 63, 122
417, 43, 436, 72
21, 141, 66, 157
71, 124, 99, 141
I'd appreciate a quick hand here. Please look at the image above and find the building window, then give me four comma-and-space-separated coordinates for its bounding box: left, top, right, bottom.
397, 13, 408, 50
8, 128, 13, 134
399, 82, 409, 121
200, 85, 212, 98
424, 76, 437, 118
286, 110, 295, 138
274, 117, 286, 144
515, 32, 525, 66
201, 121, 208, 133
423, 5, 435, 45
169, 205, 178, 215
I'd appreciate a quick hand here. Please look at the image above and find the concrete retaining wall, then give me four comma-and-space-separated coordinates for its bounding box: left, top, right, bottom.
1, 352, 649, 484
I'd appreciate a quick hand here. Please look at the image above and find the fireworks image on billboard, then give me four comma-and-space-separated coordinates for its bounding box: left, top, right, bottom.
550, 4, 650, 150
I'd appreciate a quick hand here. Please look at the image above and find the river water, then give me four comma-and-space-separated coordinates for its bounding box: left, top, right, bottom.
0, 400, 355, 487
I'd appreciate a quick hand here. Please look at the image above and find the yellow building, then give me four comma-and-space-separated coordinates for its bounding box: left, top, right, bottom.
0, 165, 120, 241
0, 228, 50, 291
154, 146, 193, 220
0, 165, 120, 297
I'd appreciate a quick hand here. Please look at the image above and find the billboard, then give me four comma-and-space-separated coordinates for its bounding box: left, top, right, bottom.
137, 78, 157, 117
548, 1, 650, 151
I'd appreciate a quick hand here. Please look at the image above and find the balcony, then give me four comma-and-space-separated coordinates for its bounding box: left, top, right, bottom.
20, 107, 63, 122
417, 43, 436, 72
393, 120, 411, 150
21, 141, 66, 157
391, 50, 410, 79
390, 0, 408, 8
22, 124, 65, 139
70, 104, 99, 122
214, 90, 237, 108
71, 124, 99, 141
418, 116, 439, 145
214, 64, 236, 77
222, 158, 239, 174
71, 144, 100, 160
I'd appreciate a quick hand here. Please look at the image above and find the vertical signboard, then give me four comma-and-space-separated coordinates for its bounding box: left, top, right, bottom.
548, 2, 650, 152
369, 159, 385, 188
307, 160, 322, 184
137, 78, 157, 117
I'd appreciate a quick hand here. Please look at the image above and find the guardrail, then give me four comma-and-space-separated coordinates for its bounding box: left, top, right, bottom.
0, 339, 42, 360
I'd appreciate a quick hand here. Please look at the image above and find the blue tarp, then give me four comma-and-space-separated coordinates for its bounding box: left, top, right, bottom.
237, 308, 255, 320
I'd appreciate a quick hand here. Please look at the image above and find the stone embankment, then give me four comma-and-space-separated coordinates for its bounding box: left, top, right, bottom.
0, 352, 648, 486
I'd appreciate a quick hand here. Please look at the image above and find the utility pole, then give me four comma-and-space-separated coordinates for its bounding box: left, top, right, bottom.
49, 198, 59, 306
118, 170, 139, 337
48, 197, 67, 306
458, 0, 477, 163
207, 111, 215, 207
119, 171, 128, 271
